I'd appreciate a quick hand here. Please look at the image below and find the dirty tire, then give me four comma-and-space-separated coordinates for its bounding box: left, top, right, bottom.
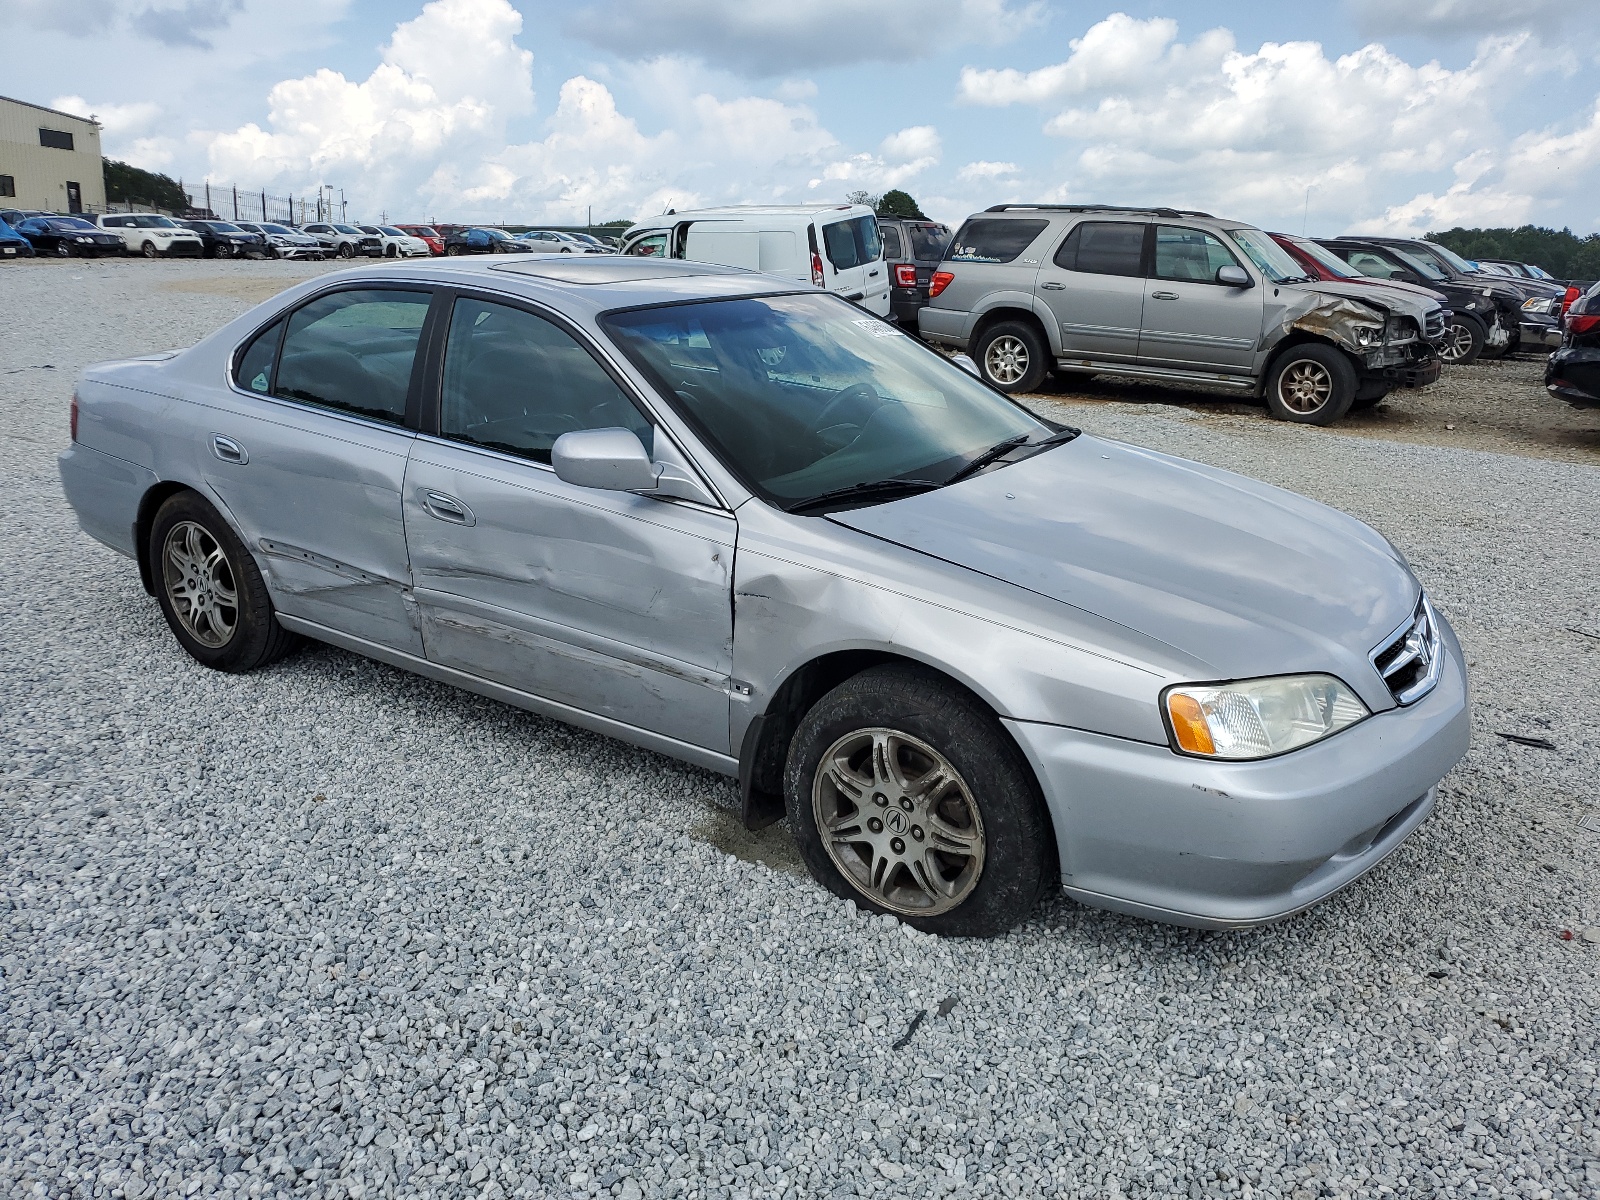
140, 240, 159, 259
975, 320, 1048, 394
785, 664, 1053, 937
1439, 316, 1485, 365
149, 491, 298, 674
1265, 343, 1357, 425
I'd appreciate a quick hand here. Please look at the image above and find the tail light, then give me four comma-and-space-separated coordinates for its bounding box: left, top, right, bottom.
70, 390, 79, 442
893, 264, 918, 288
810, 252, 825, 287
1567, 313, 1600, 335
928, 270, 954, 299
1562, 286, 1580, 314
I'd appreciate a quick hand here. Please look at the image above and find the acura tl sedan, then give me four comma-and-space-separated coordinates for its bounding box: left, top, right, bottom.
59, 257, 1469, 936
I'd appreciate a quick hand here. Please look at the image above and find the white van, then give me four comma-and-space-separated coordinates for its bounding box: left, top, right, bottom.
620, 204, 891, 317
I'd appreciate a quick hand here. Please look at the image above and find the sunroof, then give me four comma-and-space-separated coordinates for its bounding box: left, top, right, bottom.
487, 258, 744, 284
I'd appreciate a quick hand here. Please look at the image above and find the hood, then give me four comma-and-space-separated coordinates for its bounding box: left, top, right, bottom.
828, 435, 1416, 705
1286, 278, 1431, 323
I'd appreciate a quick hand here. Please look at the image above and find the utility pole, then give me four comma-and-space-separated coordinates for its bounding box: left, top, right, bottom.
232, 185, 239, 221
340, 188, 346, 223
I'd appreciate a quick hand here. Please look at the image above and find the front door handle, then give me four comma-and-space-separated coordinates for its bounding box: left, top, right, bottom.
210, 434, 248, 465
422, 490, 475, 526
1150, 290, 1180, 300
868, 268, 880, 277
1040, 281, 1066, 291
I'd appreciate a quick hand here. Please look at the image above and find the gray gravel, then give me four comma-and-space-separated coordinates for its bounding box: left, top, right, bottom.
3, 257, 1599, 1200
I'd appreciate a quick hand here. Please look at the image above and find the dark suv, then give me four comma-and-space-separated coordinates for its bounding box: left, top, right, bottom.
877, 217, 951, 329
1320, 237, 1525, 362
920, 205, 1442, 424
178, 220, 269, 259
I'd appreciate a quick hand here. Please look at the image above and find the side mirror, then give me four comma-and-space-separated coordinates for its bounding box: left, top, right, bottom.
1216, 265, 1253, 288
552, 428, 662, 493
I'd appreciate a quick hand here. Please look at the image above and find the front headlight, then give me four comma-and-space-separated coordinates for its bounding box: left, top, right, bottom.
1352, 325, 1382, 346
1164, 674, 1369, 760
1522, 296, 1553, 314
76, 236, 93, 243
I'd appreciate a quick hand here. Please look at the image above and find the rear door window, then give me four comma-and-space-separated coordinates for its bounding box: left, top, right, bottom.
1053, 222, 1146, 276
272, 289, 432, 425
947, 219, 1048, 264
880, 224, 904, 259
1152, 226, 1241, 283
820, 216, 883, 271
438, 296, 651, 464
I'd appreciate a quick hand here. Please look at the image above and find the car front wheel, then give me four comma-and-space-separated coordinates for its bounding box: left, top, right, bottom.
785, 664, 1053, 937
974, 321, 1048, 393
1438, 316, 1485, 365
150, 492, 297, 673
141, 241, 159, 259
55, 242, 71, 258
1265, 343, 1356, 424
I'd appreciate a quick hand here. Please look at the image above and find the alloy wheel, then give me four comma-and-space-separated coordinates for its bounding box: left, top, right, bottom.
1439, 321, 1475, 363
812, 727, 985, 916
141, 241, 158, 258
983, 335, 1029, 387
1277, 359, 1334, 414
161, 521, 239, 648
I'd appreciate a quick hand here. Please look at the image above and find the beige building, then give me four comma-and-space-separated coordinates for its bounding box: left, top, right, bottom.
0, 95, 105, 215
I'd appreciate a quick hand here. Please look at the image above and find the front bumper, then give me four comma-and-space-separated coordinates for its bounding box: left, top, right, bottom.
1006, 616, 1470, 929
1520, 319, 1563, 349
271, 245, 324, 259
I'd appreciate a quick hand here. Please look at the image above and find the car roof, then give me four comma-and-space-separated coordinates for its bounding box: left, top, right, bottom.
305, 254, 813, 317
978, 203, 1216, 219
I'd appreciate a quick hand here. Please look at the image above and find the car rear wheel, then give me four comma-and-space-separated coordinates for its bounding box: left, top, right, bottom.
975, 321, 1048, 394
1265, 343, 1356, 424
141, 241, 159, 259
1438, 316, 1485, 365
785, 664, 1053, 937
150, 491, 298, 673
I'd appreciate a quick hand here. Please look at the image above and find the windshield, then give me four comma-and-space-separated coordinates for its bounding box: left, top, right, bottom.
1387, 246, 1447, 281
52, 218, 97, 230
407, 226, 438, 237
1226, 227, 1307, 282
485, 229, 512, 241
128, 215, 176, 228
206, 222, 244, 233
1527, 264, 1553, 279
1420, 241, 1476, 273
603, 294, 1049, 508
260, 224, 293, 235
335, 225, 362, 235
1286, 236, 1358, 279
380, 227, 405, 236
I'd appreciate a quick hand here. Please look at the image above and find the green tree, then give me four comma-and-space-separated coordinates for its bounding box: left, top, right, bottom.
876, 189, 926, 219
102, 159, 188, 213
845, 189, 881, 210
1427, 225, 1600, 281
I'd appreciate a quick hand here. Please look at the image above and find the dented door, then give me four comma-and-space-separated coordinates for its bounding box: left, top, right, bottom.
403, 440, 736, 753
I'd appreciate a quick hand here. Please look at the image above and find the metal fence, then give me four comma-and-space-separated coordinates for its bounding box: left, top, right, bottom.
181, 183, 326, 225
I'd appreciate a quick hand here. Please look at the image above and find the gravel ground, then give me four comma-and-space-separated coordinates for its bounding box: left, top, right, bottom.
3, 258, 1598, 1200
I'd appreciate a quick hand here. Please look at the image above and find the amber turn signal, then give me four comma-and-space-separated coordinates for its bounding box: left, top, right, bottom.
1166, 692, 1217, 756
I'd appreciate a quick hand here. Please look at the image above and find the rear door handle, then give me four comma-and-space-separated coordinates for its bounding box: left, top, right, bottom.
422, 490, 475, 526
210, 434, 248, 464
868, 269, 880, 277
1151, 290, 1180, 300
1040, 281, 1066, 291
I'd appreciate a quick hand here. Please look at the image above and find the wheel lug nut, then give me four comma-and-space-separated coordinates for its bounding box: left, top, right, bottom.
911, 826, 924, 841
867, 817, 883, 833
899, 797, 914, 812
873, 793, 888, 807
890, 837, 905, 854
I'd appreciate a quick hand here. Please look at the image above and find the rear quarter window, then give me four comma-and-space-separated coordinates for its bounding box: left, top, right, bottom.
947, 219, 1048, 264
880, 225, 904, 259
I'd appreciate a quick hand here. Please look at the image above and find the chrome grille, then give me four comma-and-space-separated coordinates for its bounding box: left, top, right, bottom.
1423, 306, 1446, 343
1371, 596, 1442, 705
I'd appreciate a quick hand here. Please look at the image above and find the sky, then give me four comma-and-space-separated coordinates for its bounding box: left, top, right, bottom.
6, 0, 1600, 235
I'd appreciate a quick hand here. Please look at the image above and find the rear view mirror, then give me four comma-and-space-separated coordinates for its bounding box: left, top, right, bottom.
552, 428, 661, 492
1216, 265, 1252, 288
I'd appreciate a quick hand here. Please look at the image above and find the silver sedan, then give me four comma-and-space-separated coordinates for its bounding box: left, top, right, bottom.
59, 256, 1469, 935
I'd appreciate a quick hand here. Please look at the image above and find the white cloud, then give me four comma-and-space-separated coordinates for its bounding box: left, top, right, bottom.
808, 125, 943, 195
1343, 0, 1586, 40
957, 160, 1018, 181
50, 95, 162, 138
880, 126, 941, 162
952, 14, 1567, 233
565, 0, 1044, 75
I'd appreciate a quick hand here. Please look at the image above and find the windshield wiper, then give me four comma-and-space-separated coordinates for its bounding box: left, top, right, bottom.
945, 427, 1080, 485
785, 478, 943, 515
